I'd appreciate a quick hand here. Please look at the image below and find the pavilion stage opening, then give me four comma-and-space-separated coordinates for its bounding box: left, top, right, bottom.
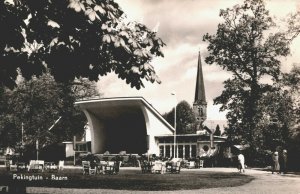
75, 97, 174, 156
103, 107, 148, 154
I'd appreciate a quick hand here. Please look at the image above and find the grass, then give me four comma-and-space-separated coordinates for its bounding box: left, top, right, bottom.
0, 167, 254, 191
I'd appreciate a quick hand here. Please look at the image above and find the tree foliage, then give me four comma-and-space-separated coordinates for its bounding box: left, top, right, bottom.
0, 0, 165, 89
163, 100, 196, 134
0, 73, 100, 150
203, 0, 297, 147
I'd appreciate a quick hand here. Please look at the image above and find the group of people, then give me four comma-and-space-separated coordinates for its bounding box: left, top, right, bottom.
272, 149, 288, 174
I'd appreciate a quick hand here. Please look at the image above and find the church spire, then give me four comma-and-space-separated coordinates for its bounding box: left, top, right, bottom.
194, 51, 206, 104
193, 51, 207, 126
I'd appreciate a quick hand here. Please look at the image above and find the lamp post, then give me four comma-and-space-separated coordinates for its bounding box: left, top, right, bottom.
171, 93, 176, 158
209, 121, 215, 148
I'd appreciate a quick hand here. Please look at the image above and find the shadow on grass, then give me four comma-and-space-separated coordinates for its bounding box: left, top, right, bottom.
0, 168, 254, 191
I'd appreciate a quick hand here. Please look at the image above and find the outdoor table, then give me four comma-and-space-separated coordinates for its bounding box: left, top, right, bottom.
17, 162, 27, 172
44, 162, 57, 172
151, 161, 165, 174
97, 161, 108, 174
104, 161, 116, 174
29, 160, 44, 172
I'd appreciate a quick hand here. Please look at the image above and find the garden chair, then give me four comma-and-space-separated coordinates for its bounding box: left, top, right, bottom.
58, 160, 64, 171
98, 161, 107, 174
171, 161, 181, 174
104, 161, 116, 174
188, 161, 195, 169
82, 161, 90, 175
141, 161, 152, 173
199, 160, 204, 168
82, 161, 97, 175
151, 161, 163, 174
9, 160, 18, 172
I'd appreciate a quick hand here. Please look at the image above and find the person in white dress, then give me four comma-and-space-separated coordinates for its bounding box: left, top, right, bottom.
238, 152, 245, 173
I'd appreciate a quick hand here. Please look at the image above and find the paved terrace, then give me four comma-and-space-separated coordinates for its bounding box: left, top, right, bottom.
26, 167, 300, 194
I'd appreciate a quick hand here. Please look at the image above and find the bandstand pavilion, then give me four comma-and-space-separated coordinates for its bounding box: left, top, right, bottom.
75, 52, 226, 158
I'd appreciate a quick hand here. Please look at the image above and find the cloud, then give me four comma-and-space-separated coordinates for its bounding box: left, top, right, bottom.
99, 0, 300, 120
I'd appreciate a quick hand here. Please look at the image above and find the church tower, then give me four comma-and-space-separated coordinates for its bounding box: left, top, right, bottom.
193, 51, 207, 129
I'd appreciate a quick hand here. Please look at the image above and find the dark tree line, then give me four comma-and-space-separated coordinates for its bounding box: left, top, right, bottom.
0, 73, 99, 153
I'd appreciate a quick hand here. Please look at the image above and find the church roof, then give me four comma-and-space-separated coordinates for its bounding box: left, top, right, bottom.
194, 51, 206, 104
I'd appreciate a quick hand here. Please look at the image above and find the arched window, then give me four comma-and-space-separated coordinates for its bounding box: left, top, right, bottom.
198, 107, 203, 116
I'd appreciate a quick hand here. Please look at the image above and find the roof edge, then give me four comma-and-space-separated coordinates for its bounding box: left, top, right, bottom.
75, 96, 175, 133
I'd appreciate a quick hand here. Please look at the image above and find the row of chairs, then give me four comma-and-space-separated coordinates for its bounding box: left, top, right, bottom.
82, 161, 118, 175
185, 160, 204, 169
5, 160, 64, 172
141, 161, 181, 174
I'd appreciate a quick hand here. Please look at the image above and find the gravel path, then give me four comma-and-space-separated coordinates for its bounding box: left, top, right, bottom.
27, 168, 300, 194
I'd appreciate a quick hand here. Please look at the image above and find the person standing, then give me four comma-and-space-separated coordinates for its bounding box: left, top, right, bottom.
238, 152, 245, 173
272, 151, 280, 174
282, 149, 288, 174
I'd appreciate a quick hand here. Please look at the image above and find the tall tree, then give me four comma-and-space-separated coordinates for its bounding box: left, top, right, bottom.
1, 0, 165, 89
0, 73, 99, 150
163, 100, 196, 134
203, 0, 296, 147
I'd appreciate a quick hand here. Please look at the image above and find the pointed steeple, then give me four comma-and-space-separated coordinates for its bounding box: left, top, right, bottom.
194, 51, 206, 104
193, 51, 207, 127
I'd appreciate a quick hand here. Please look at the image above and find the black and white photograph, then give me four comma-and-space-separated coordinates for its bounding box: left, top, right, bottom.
0, 0, 300, 193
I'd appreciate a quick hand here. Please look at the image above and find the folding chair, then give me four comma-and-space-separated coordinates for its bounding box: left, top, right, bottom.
82, 161, 90, 175
199, 160, 204, 168
83, 161, 97, 175
98, 161, 107, 174
89, 166, 97, 175
151, 162, 163, 174
105, 161, 115, 174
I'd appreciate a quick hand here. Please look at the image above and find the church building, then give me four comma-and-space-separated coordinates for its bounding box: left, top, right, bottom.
155, 51, 226, 158
75, 52, 226, 158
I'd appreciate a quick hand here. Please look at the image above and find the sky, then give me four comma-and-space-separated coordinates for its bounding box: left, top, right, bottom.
97, 0, 300, 121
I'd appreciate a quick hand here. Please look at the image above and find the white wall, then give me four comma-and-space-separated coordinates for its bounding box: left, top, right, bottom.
143, 106, 173, 155
83, 110, 106, 154
65, 143, 74, 158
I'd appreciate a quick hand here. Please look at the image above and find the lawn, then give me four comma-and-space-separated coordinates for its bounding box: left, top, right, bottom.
0, 167, 254, 191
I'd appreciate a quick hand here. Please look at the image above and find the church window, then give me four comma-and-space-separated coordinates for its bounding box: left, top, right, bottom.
198, 107, 203, 116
